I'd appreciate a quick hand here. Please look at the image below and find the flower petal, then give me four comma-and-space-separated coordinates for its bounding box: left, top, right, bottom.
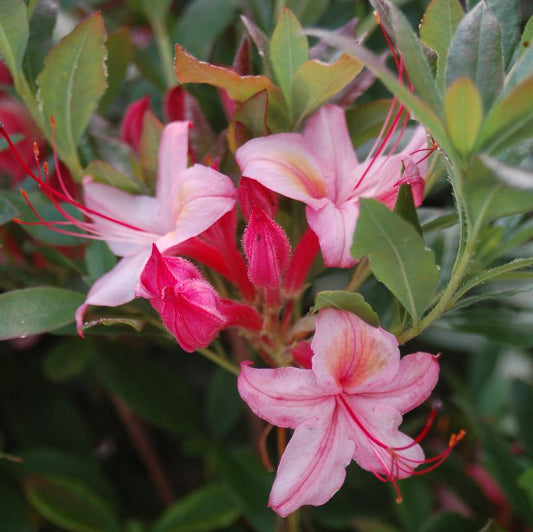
269, 403, 354, 517
156, 164, 236, 250
83, 178, 163, 255
76, 249, 151, 329
303, 105, 358, 204
312, 309, 400, 395
236, 133, 327, 207
343, 397, 424, 479
156, 121, 190, 214
367, 352, 439, 412
237, 364, 329, 428
306, 200, 358, 268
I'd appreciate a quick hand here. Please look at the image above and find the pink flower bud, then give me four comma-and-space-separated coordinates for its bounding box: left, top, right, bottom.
138, 246, 227, 352
238, 177, 278, 220
120, 95, 150, 152
164, 86, 186, 122
243, 208, 290, 289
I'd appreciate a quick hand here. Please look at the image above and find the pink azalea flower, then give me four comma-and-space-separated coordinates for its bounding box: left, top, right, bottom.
73, 121, 235, 329
236, 104, 428, 268
238, 309, 446, 517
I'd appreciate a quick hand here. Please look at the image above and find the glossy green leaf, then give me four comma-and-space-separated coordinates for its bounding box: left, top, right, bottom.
0, 287, 84, 340
173, 0, 239, 60
372, 0, 442, 112
352, 199, 440, 320
511, 380, 533, 458
94, 349, 202, 438
345, 99, 408, 148
227, 89, 268, 152
25, 476, 121, 532
446, 1, 504, 112
37, 13, 107, 179
314, 291, 380, 327
419, 0, 464, 90
464, 157, 533, 225
22, 0, 57, 89
444, 78, 483, 157
98, 29, 133, 112
152, 485, 239, 532
0, 480, 33, 532
206, 368, 243, 441
0, 0, 28, 78
304, 29, 454, 159
0, 193, 18, 225
291, 54, 363, 125
85, 160, 142, 194
43, 338, 94, 382
518, 468, 533, 507
477, 76, 533, 153
393, 184, 423, 236
269, 6, 308, 108
217, 449, 275, 532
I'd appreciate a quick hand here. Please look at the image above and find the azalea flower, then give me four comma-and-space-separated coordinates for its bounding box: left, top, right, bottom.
238, 309, 446, 517
73, 121, 236, 329
236, 104, 428, 267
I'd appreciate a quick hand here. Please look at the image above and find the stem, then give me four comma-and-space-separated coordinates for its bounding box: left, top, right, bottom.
345, 257, 371, 292
197, 347, 240, 376
109, 394, 175, 506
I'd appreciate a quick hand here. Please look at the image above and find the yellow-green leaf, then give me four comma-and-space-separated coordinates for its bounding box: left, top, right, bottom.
444, 77, 483, 157
291, 54, 362, 126
37, 13, 107, 180
0, 0, 28, 78
269, 6, 308, 110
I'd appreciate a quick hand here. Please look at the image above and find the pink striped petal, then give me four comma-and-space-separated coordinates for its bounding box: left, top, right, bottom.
305, 200, 358, 268
303, 105, 358, 204
269, 403, 354, 517
237, 364, 329, 428
312, 310, 400, 395
236, 134, 326, 207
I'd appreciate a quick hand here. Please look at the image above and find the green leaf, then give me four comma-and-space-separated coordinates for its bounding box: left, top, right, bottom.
25, 476, 121, 532
217, 449, 275, 532
518, 468, 533, 507
446, 1, 504, 112
206, 369, 242, 441
0, 480, 33, 532
478, 520, 509, 532
37, 13, 107, 179
284, 0, 329, 25
352, 199, 440, 321
393, 478, 432, 532
464, 157, 533, 225
419, 0, 464, 90
0, 0, 28, 78
22, 0, 58, 89
511, 380, 533, 458
269, 6, 309, 110
84, 240, 117, 285
152, 485, 239, 532
173, 0, 239, 60
139, 111, 164, 186
227, 90, 268, 152
0, 287, 84, 340
444, 78, 483, 158
314, 291, 380, 327
94, 348, 202, 438
0, 193, 18, 225
477, 76, 533, 153
98, 29, 133, 113
505, 43, 533, 92
518, 16, 533, 60
372, 0, 442, 112
345, 99, 409, 148
484, 0, 519, 67
43, 338, 94, 382
85, 160, 142, 194
393, 184, 423, 236
291, 54, 363, 125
